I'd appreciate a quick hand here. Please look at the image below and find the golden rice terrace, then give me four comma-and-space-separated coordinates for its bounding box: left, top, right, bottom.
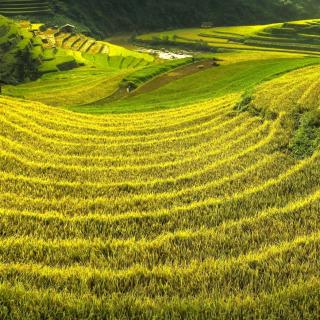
0, 11, 320, 320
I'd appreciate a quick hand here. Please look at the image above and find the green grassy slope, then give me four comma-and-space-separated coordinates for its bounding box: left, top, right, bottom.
72, 57, 320, 114
1, 17, 155, 104
0, 15, 77, 84
3, 66, 130, 106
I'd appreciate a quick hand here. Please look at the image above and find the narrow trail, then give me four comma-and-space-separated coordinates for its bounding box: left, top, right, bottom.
131, 59, 219, 96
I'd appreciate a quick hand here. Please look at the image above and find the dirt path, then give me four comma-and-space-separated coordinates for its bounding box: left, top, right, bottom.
87, 59, 218, 106
130, 59, 218, 97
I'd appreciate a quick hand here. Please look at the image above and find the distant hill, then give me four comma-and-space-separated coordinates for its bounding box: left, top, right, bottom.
0, 1, 319, 37
51, 0, 320, 37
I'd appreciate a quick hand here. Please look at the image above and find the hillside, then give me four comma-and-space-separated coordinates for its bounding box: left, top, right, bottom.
0, 14, 153, 89
52, 0, 320, 36
0, 14, 320, 320
0, 15, 39, 84
0, 15, 79, 84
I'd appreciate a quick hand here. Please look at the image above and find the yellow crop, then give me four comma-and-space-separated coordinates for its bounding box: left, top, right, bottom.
1, 61, 320, 318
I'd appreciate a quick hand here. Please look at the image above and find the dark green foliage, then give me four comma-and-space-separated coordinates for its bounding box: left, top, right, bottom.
53, 0, 320, 37
234, 95, 253, 113
289, 109, 320, 159
235, 95, 277, 120
0, 31, 39, 83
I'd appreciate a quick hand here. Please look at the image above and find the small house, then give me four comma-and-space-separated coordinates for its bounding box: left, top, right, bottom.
60, 24, 76, 33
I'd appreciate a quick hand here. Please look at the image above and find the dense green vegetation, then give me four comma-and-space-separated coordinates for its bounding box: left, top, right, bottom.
1, 1, 318, 37
0, 15, 40, 83
51, 0, 320, 37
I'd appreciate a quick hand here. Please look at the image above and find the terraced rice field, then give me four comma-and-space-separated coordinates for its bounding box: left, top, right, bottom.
0, 0, 51, 15
1, 17, 154, 106
1, 17, 155, 106
0, 15, 78, 84
2, 53, 155, 107
1, 68, 320, 317
85, 56, 320, 114
52, 30, 153, 62
243, 20, 320, 52
1, 15, 320, 318
254, 64, 320, 113
3, 67, 135, 107
55, 32, 110, 55
138, 19, 320, 55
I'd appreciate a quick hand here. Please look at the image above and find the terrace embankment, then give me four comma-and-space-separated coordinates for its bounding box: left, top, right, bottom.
89, 59, 218, 105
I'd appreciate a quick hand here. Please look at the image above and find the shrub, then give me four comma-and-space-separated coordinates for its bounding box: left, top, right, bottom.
289, 109, 320, 158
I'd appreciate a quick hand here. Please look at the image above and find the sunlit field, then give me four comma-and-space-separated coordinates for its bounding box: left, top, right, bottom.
1, 13, 320, 319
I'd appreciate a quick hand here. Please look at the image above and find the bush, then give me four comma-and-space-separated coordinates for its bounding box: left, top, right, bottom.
235, 95, 277, 120
289, 109, 320, 158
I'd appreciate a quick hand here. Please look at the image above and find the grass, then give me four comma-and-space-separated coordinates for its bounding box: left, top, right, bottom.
3, 66, 134, 106
289, 110, 320, 158
120, 57, 193, 88
71, 56, 320, 114
251, 63, 320, 158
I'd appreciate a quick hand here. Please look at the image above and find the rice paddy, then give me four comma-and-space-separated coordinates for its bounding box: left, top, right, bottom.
138, 19, 320, 55
0, 15, 320, 319
1, 16, 155, 106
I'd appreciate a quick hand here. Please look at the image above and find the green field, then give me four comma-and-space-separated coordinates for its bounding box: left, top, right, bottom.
138, 19, 320, 55
77, 56, 320, 114
0, 15, 320, 319
0, 16, 78, 84
1, 16, 155, 106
